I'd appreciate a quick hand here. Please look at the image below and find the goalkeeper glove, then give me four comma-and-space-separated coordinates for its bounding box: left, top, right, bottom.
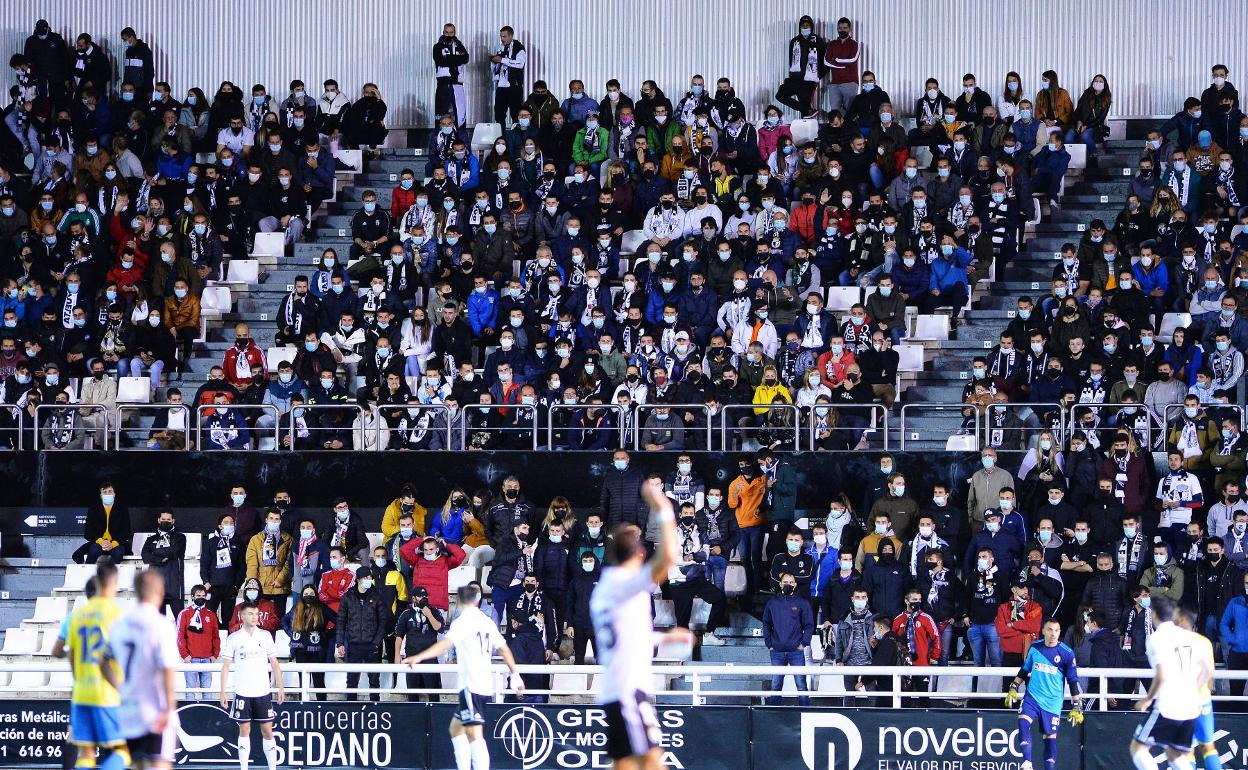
1067, 708, 1085, 726
1004, 687, 1021, 708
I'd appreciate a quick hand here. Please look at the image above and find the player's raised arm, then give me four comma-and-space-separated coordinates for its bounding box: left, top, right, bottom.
643, 477, 677, 585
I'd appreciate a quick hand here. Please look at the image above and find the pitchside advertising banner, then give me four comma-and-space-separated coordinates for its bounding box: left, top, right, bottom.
4, 700, 1248, 769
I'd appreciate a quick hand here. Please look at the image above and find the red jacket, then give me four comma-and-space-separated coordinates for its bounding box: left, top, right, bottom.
788, 201, 818, 244
891, 609, 941, 666
105, 247, 150, 288
318, 567, 355, 614
228, 598, 279, 634
176, 605, 222, 659
222, 343, 266, 388
995, 600, 1043, 656
391, 185, 416, 220
399, 540, 466, 611
823, 37, 860, 85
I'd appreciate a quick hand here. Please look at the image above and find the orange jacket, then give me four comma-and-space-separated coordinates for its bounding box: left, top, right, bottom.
164, 294, 200, 329
728, 474, 766, 529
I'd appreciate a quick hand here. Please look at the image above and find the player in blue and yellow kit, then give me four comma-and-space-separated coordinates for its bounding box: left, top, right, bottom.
64, 562, 128, 770
1004, 618, 1085, 770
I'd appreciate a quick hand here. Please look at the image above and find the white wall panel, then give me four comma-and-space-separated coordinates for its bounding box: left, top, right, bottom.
1, 1, 1242, 125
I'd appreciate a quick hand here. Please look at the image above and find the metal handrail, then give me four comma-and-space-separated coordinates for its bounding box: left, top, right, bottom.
380, 403, 452, 449
461, 403, 539, 450
634, 403, 709, 450
114, 403, 190, 450
722, 402, 800, 450
0, 404, 21, 450
545, 403, 626, 450
35, 404, 109, 450
194, 404, 278, 450
899, 402, 981, 450
1162, 402, 1246, 451
806, 402, 888, 451
980, 401, 1061, 451
5, 660, 1248, 711
290, 403, 365, 450
1068, 401, 1163, 449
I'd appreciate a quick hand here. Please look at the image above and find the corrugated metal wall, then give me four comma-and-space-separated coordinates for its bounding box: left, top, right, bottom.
3, 0, 1242, 126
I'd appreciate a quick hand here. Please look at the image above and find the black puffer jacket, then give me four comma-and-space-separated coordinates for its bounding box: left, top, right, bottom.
1081, 571, 1128, 631
567, 554, 601, 630
337, 586, 386, 653
599, 468, 645, 530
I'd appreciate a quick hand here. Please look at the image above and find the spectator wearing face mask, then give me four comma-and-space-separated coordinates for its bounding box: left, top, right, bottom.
400, 535, 466, 612
283, 587, 334, 701
893, 588, 942, 696
393, 586, 444, 701
246, 509, 293, 606
141, 509, 187, 615
177, 584, 221, 701
229, 576, 280, 633
763, 572, 814, 705
864, 539, 905, 618
290, 516, 330, 600
320, 498, 367, 562
336, 565, 386, 701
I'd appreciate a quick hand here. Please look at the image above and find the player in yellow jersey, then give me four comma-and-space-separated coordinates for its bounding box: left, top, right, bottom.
64, 562, 129, 770
1176, 609, 1224, 770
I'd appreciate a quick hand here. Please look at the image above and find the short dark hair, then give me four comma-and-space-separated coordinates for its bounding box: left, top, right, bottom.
607, 524, 645, 564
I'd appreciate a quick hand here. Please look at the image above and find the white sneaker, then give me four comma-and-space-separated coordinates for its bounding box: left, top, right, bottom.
1020, 761, 1033, 770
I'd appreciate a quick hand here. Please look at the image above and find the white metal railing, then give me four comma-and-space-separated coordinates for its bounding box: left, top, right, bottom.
194, 404, 279, 450
981, 401, 1061, 451
899, 402, 981, 449
635, 403, 709, 450
545, 403, 626, 450
722, 403, 800, 451
1162, 403, 1246, 451
292, 403, 365, 450
462, 403, 539, 450
806, 403, 888, 451
114, 403, 191, 450
35, 404, 109, 450
380, 403, 452, 449
2, 661, 1246, 711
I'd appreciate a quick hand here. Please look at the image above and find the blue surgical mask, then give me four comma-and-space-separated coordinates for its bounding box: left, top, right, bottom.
400, 179, 413, 190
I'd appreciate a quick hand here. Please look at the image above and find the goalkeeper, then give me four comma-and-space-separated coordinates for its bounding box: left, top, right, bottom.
1003, 617, 1084, 770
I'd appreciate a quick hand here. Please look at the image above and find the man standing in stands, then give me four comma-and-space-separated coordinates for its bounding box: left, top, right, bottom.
141, 509, 187, 617
490, 26, 527, 127
433, 23, 469, 127
823, 17, 861, 115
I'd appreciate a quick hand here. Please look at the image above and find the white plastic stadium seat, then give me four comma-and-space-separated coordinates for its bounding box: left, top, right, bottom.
724, 565, 747, 597
266, 346, 297, 371
895, 344, 925, 372
1158, 312, 1191, 344
226, 259, 259, 284
117, 377, 151, 404
790, 118, 818, 146
127, 532, 152, 561
946, 434, 979, 451
30, 597, 68, 623
470, 123, 503, 157
185, 533, 203, 560
5, 671, 48, 690
620, 229, 646, 256
1065, 143, 1087, 170
366, 532, 385, 551
448, 565, 475, 592
200, 286, 233, 316
912, 314, 950, 341
823, 286, 860, 312
252, 232, 285, 257
58, 564, 97, 593
0, 628, 39, 655
653, 599, 676, 628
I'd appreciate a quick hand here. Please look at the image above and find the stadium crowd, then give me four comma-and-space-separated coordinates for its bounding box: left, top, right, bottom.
4, 12, 1248, 706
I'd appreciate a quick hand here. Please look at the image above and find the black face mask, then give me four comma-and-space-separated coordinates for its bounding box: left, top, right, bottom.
505, 489, 519, 500
193, 597, 207, 608
524, 584, 538, 594
157, 522, 174, 532
301, 595, 316, 605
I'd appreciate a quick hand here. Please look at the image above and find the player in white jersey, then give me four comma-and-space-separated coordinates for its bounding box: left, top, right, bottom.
591, 478, 693, 770
1174, 609, 1224, 770
405, 583, 523, 770
1130, 596, 1209, 770
220, 603, 285, 770
100, 569, 180, 770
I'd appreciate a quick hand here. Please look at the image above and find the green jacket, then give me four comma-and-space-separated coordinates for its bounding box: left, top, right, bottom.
572, 127, 610, 166
764, 462, 799, 522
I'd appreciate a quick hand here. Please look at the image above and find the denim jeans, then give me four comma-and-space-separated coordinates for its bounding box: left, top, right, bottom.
737, 526, 764, 596
492, 583, 524, 625
967, 623, 1002, 666
1064, 127, 1098, 155
185, 657, 213, 701
706, 554, 728, 591
767, 649, 809, 706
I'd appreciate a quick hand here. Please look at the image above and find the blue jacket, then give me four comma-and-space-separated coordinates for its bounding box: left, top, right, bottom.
444, 154, 480, 191
1032, 147, 1070, 179
561, 95, 597, 125
1221, 594, 1248, 653
929, 248, 972, 293
467, 289, 501, 335
807, 544, 840, 599
762, 593, 814, 652
1132, 262, 1169, 296
428, 506, 468, 544
963, 528, 1023, 580
302, 151, 335, 189
1159, 110, 1204, 151
156, 150, 193, 180
893, 261, 931, 298
0, 293, 26, 324
678, 286, 719, 331
645, 287, 684, 325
